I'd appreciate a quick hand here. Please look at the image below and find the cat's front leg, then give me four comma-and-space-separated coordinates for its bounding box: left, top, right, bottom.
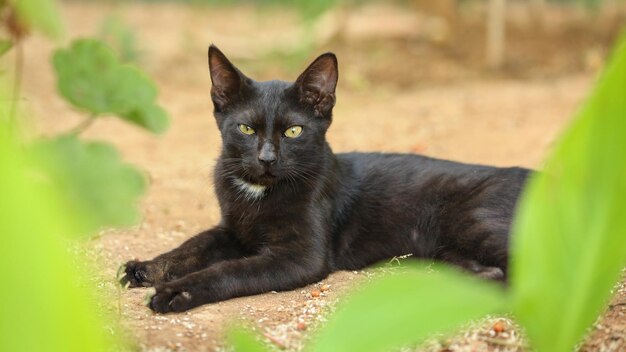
148, 251, 328, 313
119, 226, 246, 288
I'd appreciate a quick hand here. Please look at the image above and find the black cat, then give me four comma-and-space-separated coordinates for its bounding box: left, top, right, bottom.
120, 45, 530, 313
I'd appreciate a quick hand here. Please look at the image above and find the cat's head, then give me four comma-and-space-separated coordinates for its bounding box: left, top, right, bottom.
208, 45, 338, 187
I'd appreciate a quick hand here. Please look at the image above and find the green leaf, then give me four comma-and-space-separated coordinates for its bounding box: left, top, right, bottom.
0, 40, 13, 57
31, 135, 146, 236
228, 328, 271, 352
310, 264, 507, 352
0, 122, 111, 351
53, 39, 169, 134
99, 15, 142, 64
510, 32, 626, 352
11, 0, 64, 39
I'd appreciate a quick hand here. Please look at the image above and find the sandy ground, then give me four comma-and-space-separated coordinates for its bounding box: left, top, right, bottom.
15, 2, 626, 351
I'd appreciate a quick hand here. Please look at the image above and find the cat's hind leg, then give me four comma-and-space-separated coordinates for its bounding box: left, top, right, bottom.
438, 252, 506, 282
461, 259, 505, 281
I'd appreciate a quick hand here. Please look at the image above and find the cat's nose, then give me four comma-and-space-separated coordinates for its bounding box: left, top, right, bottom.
258, 153, 277, 166
258, 142, 277, 166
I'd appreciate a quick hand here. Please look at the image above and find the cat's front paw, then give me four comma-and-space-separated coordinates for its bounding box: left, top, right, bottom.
118, 260, 161, 288
148, 284, 199, 313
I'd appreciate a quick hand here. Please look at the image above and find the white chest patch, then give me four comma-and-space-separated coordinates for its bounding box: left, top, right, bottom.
232, 178, 267, 200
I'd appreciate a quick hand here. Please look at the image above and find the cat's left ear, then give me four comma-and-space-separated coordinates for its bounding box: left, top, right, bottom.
294, 53, 338, 117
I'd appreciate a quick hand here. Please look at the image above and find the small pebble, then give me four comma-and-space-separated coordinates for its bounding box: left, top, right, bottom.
492, 321, 506, 333
311, 290, 321, 298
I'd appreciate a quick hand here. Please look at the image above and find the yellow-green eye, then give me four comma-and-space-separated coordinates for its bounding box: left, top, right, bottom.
238, 124, 255, 135
284, 125, 303, 138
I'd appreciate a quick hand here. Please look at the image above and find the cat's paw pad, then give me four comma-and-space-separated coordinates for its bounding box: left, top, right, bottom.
118, 260, 154, 288
148, 285, 195, 313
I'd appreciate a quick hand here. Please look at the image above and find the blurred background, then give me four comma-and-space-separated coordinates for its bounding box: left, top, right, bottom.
9, 0, 626, 350
24, 0, 626, 164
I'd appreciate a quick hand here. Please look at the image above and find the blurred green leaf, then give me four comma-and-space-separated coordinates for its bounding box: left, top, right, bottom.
310, 265, 506, 352
0, 123, 110, 351
31, 134, 146, 236
11, 0, 64, 39
53, 39, 169, 134
99, 15, 142, 64
510, 32, 626, 352
291, 0, 337, 22
228, 328, 270, 352
0, 40, 13, 57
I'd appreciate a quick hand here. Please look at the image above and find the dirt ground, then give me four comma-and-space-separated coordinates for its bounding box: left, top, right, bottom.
17, 2, 626, 351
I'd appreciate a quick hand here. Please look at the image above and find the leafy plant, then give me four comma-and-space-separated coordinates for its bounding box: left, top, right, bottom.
1, 2, 167, 349
0, 2, 167, 351
99, 15, 143, 64
310, 265, 506, 352
228, 329, 270, 352
0, 0, 64, 127
0, 40, 13, 56
32, 38, 169, 237
510, 30, 626, 352
9, 0, 63, 39
0, 122, 112, 352
54, 39, 169, 134
31, 135, 146, 236
229, 31, 626, 352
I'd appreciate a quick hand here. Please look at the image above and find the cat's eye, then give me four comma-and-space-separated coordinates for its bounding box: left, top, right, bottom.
284, 125, 303, 138
238, 124, 255, 135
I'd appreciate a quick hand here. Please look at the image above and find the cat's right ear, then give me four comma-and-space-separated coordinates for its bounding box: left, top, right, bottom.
208, 45, 247, 111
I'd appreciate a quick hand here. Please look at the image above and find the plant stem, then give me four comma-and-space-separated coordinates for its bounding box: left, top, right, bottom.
69, 115, 97, 135
486, 0, 506, 69
9, 39, 24, 131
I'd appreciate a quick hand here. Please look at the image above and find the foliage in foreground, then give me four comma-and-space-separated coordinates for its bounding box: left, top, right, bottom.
0, 126, 112, 352
509, 30, 626, 352
40, 38, 168, 237
3, 0, 169, 236
310, 266, 506, 351
31, 135, 147, 235
3, 0, 170, 237
1, 1, 166, 350
230, 32, 626, 352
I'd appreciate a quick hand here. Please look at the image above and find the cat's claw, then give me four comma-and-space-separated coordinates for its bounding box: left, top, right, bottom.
119, 260, 154, 288
148, 285, 196, 313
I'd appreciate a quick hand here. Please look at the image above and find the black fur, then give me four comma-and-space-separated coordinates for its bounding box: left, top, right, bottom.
121, 45, 530, 313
